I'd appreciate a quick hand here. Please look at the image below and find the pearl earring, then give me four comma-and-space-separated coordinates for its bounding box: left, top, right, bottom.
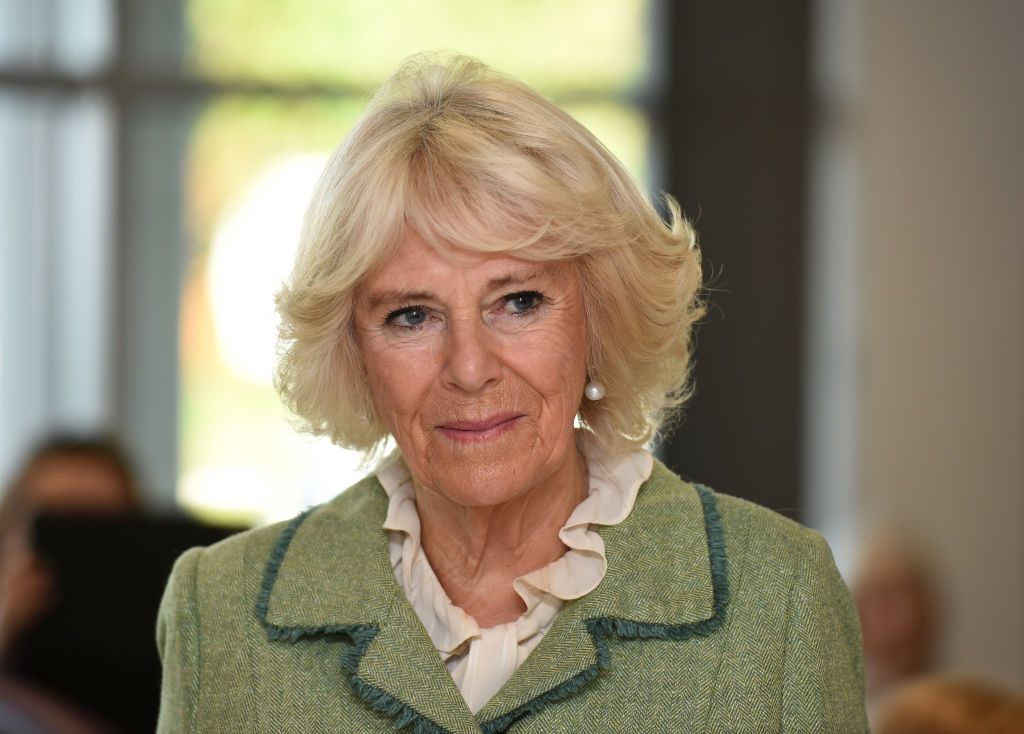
584, 381, 606, 401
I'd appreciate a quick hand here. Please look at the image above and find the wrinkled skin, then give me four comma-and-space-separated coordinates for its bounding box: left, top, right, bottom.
353, 231, 589, 624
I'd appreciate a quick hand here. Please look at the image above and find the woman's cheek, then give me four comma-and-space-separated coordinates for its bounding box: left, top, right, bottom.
370, 339, 439, 424
514, 325, 586, 393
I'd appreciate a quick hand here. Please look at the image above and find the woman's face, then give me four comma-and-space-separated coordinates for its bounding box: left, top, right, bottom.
354, 231, 588, 508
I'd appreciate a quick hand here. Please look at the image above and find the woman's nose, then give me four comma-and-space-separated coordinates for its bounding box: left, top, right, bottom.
441, 316, 501, 393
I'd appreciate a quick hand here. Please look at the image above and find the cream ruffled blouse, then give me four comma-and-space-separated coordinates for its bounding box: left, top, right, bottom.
376, 447, 653, 714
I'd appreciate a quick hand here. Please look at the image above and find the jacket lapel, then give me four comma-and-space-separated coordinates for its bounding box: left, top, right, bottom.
256, 460, 729, 734
474, 459, 729, 732
256, 475, 480, 734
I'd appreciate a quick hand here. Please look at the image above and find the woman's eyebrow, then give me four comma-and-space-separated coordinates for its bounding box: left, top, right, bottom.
364, 289, 436, 309
487, 267, 548, 291
364, 267, 549, 309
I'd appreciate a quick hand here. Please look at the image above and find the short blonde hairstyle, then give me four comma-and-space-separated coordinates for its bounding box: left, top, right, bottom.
274, 53, 705, 455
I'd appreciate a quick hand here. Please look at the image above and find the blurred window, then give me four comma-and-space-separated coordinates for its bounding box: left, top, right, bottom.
0, 0, 657, 525
0, 0, 117, 490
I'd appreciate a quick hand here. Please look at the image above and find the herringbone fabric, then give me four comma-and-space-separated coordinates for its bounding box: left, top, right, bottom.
156, 459, 868, 732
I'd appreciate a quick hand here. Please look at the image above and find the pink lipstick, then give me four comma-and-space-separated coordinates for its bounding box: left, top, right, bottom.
437, 413, 524, 442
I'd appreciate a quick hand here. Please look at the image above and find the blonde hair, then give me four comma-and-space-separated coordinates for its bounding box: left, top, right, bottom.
274, 53, 705, 455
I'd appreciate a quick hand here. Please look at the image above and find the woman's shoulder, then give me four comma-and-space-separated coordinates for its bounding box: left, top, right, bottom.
160, 473, 389, 616
710, 484, 832, 566
636, 466, 865, 727
156, 473, 392, 678
644, 458, 832, 558
638, 458, 846, 616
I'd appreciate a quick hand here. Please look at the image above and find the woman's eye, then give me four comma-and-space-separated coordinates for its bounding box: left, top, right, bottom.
503, 291, 543, 315
386, 307, 429, 329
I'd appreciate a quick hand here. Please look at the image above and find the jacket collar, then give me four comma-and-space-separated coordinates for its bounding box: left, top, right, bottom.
255, 476, 482, 733
256, 458, 729, 733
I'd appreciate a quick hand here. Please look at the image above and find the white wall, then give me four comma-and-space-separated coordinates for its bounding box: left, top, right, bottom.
857, 0, 1024, 686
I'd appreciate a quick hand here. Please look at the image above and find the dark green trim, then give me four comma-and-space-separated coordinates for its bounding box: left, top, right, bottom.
479, 483, 730, 734
588, 483, 731, 642
349, 675, 452, 734
255, 506, 315, 638
256, 506, 453, 733
479, 660, 602, 734
256, 483, 730, 734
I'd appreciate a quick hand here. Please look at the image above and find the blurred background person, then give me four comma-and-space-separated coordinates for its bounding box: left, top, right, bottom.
873, 675, 1024, 734
0, 434, 141, 661
3, 434, 141, 515
0, 433, 242, 732
854, 536, 941, 704
0, 434, 141, 733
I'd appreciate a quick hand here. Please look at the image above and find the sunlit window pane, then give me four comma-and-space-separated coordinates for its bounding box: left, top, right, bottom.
187, 0, 648, 93
180, 97, 368, 526
563, 102, 650, 189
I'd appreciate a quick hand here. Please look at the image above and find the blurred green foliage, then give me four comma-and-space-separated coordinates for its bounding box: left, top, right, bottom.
187, 0, 647, 94
186, 96, 363, 245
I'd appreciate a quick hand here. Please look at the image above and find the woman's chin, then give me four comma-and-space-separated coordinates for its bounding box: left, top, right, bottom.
417, 437, 550, 509
437, 466, 538, 507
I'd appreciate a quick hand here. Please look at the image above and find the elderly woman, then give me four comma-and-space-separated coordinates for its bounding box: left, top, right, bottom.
156, 55, 867, 732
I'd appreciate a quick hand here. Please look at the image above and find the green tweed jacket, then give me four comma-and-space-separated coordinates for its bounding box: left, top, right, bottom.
156, 459, 868, 732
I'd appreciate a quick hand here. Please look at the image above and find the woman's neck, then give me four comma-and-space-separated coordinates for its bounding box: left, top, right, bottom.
413, 449, 588, 628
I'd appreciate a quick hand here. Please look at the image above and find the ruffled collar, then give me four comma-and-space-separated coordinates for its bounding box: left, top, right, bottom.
376, 446, 654, 659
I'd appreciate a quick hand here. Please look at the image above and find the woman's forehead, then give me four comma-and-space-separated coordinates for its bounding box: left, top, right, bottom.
360, 230, 566, 296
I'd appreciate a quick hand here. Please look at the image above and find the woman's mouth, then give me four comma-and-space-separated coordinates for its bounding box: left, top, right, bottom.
436, 414, 524, 442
